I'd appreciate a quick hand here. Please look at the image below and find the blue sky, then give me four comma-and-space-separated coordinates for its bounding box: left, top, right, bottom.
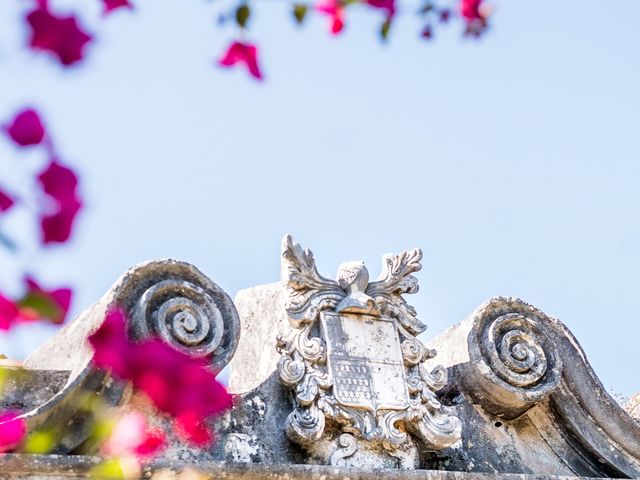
0, 1, 639, 398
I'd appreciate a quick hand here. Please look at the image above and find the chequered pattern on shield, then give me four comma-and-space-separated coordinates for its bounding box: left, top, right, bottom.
332, 357, 374, 408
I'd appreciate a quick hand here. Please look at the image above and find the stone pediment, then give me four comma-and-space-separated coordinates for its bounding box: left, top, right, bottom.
0, 236, 638, 479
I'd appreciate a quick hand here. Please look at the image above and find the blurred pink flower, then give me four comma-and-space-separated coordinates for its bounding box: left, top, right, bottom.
26, 5, 93, 66
219, 41, 263, 80
175, 411, 211, 446
37, 160, 82, 244
0, 190, 15, 213
365, 0, 395, 17
4, 109, 45, 147
101, 412, 166, 458
103, 0, 133, 15
459, 0, 490, 37
0, 295, 20, 331
0, 278, 72, 330
459, 0, 482, 20
316, 0, 344, 35
19, 277, 72, 325
0, 412, 26, 453
459, 0, 490, 28
89, 310, 233, 446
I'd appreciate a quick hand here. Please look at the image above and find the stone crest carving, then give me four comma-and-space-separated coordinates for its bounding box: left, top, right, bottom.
276, 235, 461, 465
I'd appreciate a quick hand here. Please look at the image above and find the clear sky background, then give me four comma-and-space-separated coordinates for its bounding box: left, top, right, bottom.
0, 1, 639, 398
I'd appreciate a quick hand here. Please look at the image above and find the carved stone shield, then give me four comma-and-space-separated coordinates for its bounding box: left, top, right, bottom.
321, 312, 409, 412
277, 234, 461, 459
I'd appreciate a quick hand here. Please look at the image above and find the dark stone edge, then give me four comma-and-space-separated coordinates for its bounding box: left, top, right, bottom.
0, 454, 611, 479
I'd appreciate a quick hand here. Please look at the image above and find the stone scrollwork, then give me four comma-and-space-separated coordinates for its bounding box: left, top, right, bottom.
14, 259, 241, 455
277, 235, 461, 460
132, 280, 224, 357
458, 297, 563, 419
118, 260, 241, 372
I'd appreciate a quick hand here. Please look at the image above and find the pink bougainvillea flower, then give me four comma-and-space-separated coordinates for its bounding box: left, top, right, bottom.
26, 6, 93, 66
102, 412, 166, 458
17, 277, 72, 325
459, 0, 490, 35
316, 0, 345, 35
0, 190, 15, 213
4, 109, 45, 147
459, 0, 482, 20
0, 278, 72, 330
102, 0, 133, 15
88, 310, 233, 446
0, 295, 20, 331
365, 0, 395, 18
0, 412, 26, 453
37, 160, 82, 245
218, 41, 263, 80
135, 430, 165, 457
174, 411, 212, 446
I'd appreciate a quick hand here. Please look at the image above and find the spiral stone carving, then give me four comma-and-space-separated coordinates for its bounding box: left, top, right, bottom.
486, 313, 549, 388
458, 297, 562, 419
117, 260, 240, 372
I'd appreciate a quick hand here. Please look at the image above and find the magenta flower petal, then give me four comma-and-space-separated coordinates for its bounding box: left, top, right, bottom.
459, 0, 485, 21
26, 7, 93, 66
218, 41, 263, 80
88, 309, 233, 446
40, 200, 82, 244
4, 109, 45, 147
365, 0, 395, 17
102, 412, 166, 459
315, 0, 345, 35
0, 412, 27, 453
0, 190, 15, 213
38, 160, 78, 201
135, 430, 166, 457
174, 411, 212, 446
20, 277, 72, 325
0, 295, 20, 331
37, 160, 82, 245
88, 309, 131, 378
103, 0, 133, 15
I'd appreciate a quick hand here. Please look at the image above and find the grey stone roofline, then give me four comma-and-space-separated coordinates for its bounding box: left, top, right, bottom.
0, 251, 638, 478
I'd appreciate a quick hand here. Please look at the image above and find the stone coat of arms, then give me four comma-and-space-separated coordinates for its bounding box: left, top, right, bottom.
276, 235, 461, 466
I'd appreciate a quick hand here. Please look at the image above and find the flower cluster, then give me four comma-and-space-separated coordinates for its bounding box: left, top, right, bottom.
214, 0, 492, 80
16, 0, 492, 81
2, 108, 82, 245
0, 108, 79, 335
89, 309, 233, 446
0, 278, 71, 331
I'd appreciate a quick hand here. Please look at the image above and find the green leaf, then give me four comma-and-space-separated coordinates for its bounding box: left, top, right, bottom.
235, 3, 251, 28
293, 4, 308, 24
380, 18, 392, 41
16, 292, 61, 322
